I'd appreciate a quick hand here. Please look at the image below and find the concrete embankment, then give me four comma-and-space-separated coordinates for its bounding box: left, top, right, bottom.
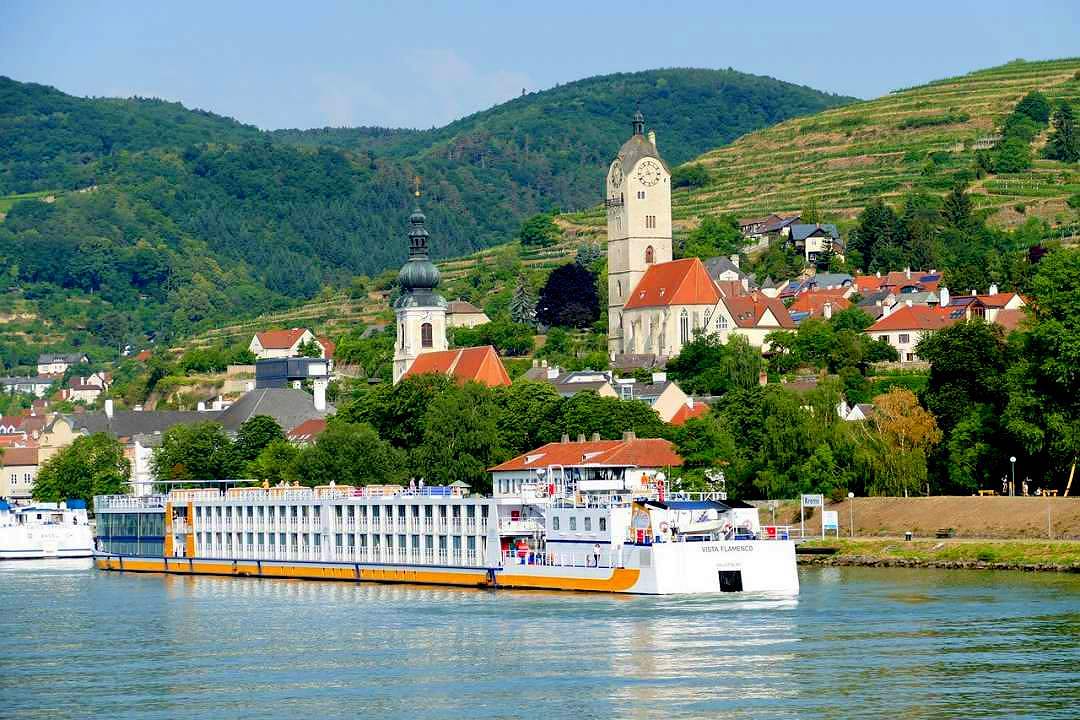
797, 538, 1080, 573
767, 496, 1080, 540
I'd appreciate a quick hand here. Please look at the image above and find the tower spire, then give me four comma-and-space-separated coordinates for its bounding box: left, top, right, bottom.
632, 107, 645, 136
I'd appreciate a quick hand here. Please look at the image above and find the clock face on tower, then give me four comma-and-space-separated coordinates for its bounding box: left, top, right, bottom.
610, 161, 623, 188
636, 159, 662, 186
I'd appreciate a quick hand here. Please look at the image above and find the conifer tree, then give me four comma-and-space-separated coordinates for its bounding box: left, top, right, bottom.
1044, 102, 1079, 163
509, 275, 537, 326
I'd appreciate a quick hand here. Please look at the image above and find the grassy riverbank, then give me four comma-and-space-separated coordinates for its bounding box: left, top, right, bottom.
798, 538, 1080, 572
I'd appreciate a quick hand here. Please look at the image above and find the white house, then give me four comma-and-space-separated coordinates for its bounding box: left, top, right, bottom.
36, 353, 89, 376
445, 299, 491, 328
249, 328, 318, 360
0, 447, 39, 501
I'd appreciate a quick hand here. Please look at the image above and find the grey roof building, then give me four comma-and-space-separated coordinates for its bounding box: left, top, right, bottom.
790, 224, 840, 242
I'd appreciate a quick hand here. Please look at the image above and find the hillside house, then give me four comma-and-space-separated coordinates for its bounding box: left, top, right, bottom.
36, 353, 89, 376
789, 224, 842, 264
445, 299, 491, 328
0, 376, 55, 398
788, 289, 852, 322
249, 328, 333, 361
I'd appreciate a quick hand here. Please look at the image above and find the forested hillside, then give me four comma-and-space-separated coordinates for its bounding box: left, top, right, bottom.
0, 69, 851, 368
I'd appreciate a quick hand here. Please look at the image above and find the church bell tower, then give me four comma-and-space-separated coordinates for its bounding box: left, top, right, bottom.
392, 207, 448, 383
606, 110, 672, 355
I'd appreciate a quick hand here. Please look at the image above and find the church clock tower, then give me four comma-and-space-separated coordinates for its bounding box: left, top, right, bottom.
392, 207, 448, 383
606, 110, 672, 355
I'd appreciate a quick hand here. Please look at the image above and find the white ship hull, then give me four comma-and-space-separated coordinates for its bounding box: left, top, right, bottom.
0, 524, 94, 560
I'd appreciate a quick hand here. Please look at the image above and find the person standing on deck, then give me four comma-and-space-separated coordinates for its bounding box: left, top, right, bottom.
593, 543, 601, 568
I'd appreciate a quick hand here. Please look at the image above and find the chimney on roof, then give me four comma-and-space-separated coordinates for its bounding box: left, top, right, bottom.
104, 398, 113, 420
906, 299, 913, 308
577, 433, 586, 443
970, 289, 976, 296
741, 277, 749, 292
591, 432, 601, 442
648, 130, 656, 147
532, 359, 538, 368
540, 359, 547, 368
197, 400, 206, 412
905, 267, 911, 280
823, 302, 833, 320
313, 378, 328, 412
687, 397, 694, 410
940, 287, 950, 307
729, 254, 740, 269
876, 271, 881, 278
561, 433, 570, 443
622, 430, 636, 441
988, 283, 999, 296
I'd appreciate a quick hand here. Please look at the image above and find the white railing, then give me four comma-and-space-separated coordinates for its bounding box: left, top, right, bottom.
95, 495, 167, 511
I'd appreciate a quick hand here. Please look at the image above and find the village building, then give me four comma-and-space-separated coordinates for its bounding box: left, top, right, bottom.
286, 418, 328, 445
1, 447, 39, 501
789, 224, 842, 264
36, 353, 89, 376
445, 299, 491, 328
0, 376, 56, 398
788, 289, 852, 323
249, 328, 334, 362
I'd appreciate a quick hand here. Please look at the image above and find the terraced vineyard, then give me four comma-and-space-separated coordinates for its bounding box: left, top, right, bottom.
566, 58, 1080, 237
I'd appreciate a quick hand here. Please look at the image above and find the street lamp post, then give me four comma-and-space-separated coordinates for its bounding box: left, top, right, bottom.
848, 492, 855, 538
1010, 456, 1017, 497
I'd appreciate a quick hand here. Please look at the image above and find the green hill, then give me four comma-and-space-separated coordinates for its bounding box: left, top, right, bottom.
564, 58, 1080, 239
0, 69, 851, 370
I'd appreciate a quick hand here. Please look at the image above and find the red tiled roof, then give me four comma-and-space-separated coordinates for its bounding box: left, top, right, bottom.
867, 305, 957, 332
286, 418, 327, 442
489, 438, 683, 472
721, 293, 796, 329
1, 447, 38, 466
255, 328, 309, 349
316, 336, 336, 359
0, 416, 26, 430
135, 350, 152, 362
994, 308, 1027, 332
0, 436, 32, 447
669, 402, 710, 426
623, 258, 720, 310
404, 346, 511, 387
446, 299, 485, 314
788, 290, 852, 317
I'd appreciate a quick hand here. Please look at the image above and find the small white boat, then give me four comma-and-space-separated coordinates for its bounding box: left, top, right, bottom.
0, 500, 94, 560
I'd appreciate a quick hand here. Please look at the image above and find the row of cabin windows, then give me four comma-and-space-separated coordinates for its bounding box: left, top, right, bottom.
399, 323, 435, 349
199, 532, 478, 549
194, 503, 485, 523
550, 515, 607, 532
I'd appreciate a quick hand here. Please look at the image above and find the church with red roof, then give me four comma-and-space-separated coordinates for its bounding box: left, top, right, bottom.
390, 206, 510, 387
604, 112, 795, 362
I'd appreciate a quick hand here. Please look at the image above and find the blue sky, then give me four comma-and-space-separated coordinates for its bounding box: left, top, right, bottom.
2, 1, 1077, 130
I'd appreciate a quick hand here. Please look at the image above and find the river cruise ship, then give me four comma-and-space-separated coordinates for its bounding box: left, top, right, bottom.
0, 499, 93, 560
94, 478, 798, 595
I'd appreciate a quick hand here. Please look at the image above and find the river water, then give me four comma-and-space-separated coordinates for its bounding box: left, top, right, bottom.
1, 561, 1078, 719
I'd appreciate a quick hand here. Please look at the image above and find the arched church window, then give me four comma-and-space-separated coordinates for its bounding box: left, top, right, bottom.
680, 309, 689, 345
421, 323, 433, 348
645, 246, 654, 264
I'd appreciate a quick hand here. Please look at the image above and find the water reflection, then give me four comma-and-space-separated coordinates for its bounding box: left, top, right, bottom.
0, 565, 1077, 719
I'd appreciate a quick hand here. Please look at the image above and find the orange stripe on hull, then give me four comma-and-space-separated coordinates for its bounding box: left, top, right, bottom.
95, 557, 488, 588
496, 568, 641, 592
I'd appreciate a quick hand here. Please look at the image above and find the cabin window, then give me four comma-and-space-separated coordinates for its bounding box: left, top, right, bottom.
421, 322, 433, 348
898, 333, 910, 344
680, 309, 690, 345
569, 517, 577, 531
584, 517, 592, 531
645, 245, 655, 264
600, 518, 607, 532
552, 516, 560, 531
